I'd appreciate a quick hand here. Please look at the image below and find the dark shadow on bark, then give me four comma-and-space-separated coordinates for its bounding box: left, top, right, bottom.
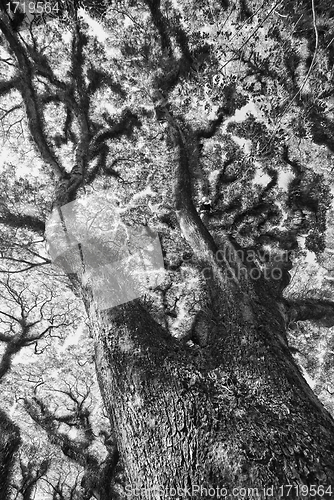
0, 408, 21, 500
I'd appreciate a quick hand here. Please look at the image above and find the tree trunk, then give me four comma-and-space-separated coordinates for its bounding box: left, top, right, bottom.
86, 278, 334, 499
81, 125, 334, 498
0, 409, 20, 500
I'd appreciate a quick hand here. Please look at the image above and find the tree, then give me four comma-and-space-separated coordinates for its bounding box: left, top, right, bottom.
1, 0, 334, 498
0, 409, 20, 499
0, 264, 114, 499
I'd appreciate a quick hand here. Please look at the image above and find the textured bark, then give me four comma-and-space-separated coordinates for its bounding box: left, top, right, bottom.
86, 283, 334, 499
285, 298, 334, 328
0, 409, 20, 500
2, 0, 334, 496
0, 10, 64, 178
0, 77, 19, 97
0, 212, 45, 235
81, 121, 334, 498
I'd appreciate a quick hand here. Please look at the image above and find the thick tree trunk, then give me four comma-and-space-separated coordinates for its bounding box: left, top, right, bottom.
87, 281, 334, 500
83, 117, 334, 497
42, 115, 334, 498
83, 121, 334, 496
0, 409, 20, 500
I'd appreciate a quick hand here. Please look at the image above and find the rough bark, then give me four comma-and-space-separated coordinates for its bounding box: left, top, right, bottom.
76, 118, 334, 498
0, 409, 20, 500
285, 298, 334, 328
81, 127, 334, 497
0, 212, 45, 235
89, 286, 334, 499
2, 1, 334, 496
0, 10, 64, 178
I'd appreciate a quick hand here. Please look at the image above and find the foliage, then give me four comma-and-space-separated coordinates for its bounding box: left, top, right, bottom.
1, 0, 334, 495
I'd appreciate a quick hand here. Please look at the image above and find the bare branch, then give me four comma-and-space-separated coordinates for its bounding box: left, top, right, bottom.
0, 211, 45, 235
24, 396, 99, 469
0, 103, 22, 120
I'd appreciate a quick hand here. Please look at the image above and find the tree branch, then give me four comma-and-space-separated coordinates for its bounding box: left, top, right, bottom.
0, 77, 19, 96
170, 121, 247, 289
24, 397, 99, 469
71, 22, 90, 179
0, 12, 64, 178
0, 211, 45, 235
286, 298, 334, 327
143, 0, 173, 55
194, 112, 226, 139
85, 110, 141, 186
90, 109, 141, 154
0, 339, 23, 380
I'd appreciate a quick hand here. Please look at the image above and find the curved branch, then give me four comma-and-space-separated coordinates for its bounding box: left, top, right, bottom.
84, 110, 142, 186
71, 23, 90, 178
0, 13, 64, 178
143, 0, 173, 55
0, 408, 21, 498
90, 109, 141, 155
229, 167, 278, 231
0, 211, 45, 235
24, 397, 99, 469
171, 123, 247, 289
0, 340, 22, 380
0, 76, 19, 96
195, 112, 226, 139
87, 67, 126, 99
286, 298, 334, 327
